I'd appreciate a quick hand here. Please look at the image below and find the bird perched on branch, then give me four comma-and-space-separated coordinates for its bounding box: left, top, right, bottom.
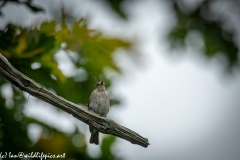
88, 81, 110, 145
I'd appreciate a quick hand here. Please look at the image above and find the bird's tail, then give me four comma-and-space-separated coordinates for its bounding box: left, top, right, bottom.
90, 131, 99, 145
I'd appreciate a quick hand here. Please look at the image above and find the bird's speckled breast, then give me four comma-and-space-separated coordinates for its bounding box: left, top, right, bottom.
89, 89, 110, 117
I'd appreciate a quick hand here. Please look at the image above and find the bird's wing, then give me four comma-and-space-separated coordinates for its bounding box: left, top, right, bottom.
88, 90, 96, 111
88, 98, 91, 110
88, 91, 93, 110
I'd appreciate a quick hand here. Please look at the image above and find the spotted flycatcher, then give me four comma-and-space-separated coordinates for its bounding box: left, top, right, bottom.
88, 81, 110, 145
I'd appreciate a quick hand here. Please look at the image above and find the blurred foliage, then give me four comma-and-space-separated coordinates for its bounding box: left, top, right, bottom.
106, 0, 240, 71
0, 3, 133, 160
0, 0, 44, 16
104, 0, 127, 19
168, 0, 239, 70
100, 135, 116, 160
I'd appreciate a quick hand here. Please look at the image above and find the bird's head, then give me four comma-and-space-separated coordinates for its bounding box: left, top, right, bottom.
95, 81, 105, 90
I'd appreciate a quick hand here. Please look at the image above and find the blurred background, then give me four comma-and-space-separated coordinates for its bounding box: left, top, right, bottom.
0, 0, 240, 160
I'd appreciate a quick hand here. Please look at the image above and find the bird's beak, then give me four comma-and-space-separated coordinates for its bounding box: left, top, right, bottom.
100, 81, 104, 85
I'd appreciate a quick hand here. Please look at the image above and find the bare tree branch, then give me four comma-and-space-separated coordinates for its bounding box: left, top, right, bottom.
0, 53, 150, 148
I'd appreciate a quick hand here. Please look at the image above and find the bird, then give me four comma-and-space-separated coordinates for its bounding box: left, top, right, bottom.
88, 81, 110, 145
